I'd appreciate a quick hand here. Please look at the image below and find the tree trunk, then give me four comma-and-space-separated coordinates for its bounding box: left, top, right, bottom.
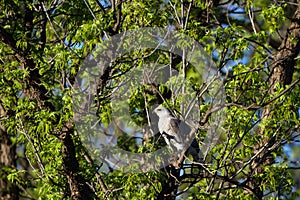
0, 124, 19, 200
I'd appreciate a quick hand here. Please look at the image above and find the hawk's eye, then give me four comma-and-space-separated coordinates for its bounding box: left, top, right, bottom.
157, 108, 162, 111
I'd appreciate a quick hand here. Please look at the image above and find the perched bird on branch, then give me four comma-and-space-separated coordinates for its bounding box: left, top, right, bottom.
153, 105, 202, 167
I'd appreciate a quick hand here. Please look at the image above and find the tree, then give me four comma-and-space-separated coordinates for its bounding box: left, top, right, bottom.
0, 0, 299, 199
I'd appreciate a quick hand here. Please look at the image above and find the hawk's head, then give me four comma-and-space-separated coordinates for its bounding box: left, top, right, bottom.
153, 105, 172, 118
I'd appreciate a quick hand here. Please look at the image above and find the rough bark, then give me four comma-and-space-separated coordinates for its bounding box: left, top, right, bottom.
270, 4, 300, 89
60, 121, 96, 199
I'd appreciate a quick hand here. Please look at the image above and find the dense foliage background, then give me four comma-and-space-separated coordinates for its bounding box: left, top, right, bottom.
0, 0, 300, 199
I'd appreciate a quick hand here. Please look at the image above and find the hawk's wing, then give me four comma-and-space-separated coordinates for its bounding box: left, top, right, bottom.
162, 117, 184, 150
168, 117, 181, 140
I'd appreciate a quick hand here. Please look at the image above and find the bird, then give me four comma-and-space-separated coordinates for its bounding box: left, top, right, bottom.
153, 105, 202, 166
